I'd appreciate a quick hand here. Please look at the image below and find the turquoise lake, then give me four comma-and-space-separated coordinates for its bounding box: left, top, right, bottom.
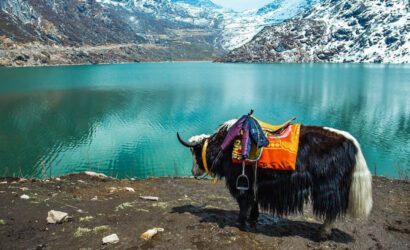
0, 62, 409, 179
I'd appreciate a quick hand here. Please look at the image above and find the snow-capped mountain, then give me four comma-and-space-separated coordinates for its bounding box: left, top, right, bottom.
219, 0, 322, 50
92, 0, 321, 50
217, 0, 410, 63
170, 0, 221, 9
0, 0, 319, 52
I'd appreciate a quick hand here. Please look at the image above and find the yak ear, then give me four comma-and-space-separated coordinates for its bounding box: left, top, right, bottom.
177, 132, 196, 148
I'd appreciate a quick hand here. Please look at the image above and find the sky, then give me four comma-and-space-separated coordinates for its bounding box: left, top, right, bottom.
211, 0, 274, 11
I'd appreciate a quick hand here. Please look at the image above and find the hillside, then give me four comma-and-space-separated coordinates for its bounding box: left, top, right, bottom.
0, 0, 319, 66
216, 0, 409, 63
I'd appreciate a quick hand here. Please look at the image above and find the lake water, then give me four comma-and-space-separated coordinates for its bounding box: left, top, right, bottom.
0, 62, 409, 179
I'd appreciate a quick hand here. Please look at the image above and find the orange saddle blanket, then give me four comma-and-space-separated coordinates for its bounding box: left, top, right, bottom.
232, 124, 301, 171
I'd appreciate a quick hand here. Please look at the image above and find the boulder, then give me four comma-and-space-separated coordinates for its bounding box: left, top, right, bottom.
83, 171, 107, 178
140, 196, 159, 201
20, 194, 30, 199
140, 227, 164, 240
47, 210, 68, 224
102, 234, 119, 244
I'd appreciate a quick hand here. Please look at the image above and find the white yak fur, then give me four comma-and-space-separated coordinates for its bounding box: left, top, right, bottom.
325, 127, 373, 219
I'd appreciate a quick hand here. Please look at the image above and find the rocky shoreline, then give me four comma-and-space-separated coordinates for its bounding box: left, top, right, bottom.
0, 42, 219, 67
0, 172, 408, 249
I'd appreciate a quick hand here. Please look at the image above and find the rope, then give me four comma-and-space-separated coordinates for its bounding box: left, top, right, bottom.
210, 151, 223, 172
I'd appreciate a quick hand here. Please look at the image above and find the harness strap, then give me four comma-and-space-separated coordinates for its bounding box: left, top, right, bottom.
202, 139, 218, 184
253, 163, 258, 202
251, 117, 259, 202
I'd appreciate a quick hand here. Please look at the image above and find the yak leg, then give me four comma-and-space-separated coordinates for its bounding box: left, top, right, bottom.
317, 216, 334, 240
248, 202, 259, 222
248, 202, 259, 229
236, 195, 252, 228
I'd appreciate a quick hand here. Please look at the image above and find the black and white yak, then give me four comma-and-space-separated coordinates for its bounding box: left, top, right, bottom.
177, 119, 372, 240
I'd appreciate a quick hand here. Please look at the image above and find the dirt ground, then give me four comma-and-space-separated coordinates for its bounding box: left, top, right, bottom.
0, 173, 408, 249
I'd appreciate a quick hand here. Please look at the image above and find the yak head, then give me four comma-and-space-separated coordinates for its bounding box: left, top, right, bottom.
177, 119, 237, 178
177, 133, 209, 177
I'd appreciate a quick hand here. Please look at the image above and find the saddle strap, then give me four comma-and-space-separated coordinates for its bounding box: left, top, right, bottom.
253, 162, 258, 202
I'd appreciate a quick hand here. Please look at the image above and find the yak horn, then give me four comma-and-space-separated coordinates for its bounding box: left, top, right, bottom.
177, 132, 195, 147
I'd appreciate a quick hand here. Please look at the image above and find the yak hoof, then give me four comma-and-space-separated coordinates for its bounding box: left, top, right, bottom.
249, 221, 257, 231
236, 219, 246, 230
248, 216, 258, 228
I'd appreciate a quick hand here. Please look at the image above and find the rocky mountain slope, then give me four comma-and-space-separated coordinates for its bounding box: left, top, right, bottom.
0, 0, 319, 66
219, 0, 322, 50
0, 0, 143, 45
217, 0, 410, 63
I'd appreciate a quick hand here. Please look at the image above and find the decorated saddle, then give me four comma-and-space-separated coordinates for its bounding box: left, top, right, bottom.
229, 117, 301, 171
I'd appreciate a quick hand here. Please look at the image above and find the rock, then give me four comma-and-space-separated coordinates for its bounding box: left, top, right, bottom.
55, 177, 61, 181
91, 196, 98, 201
125, 187, 135, 192
15, 55, 27, 62
20, 194, 30, 199
0, 219, 5, 225
140, 228, 164, 240
0, 181, 7, 184
78, 180, 85, 183
83, 171, 107, 178
140, 196, 159, 201
102, 234, 119, 244
47, 210, 68, 224
20, 187, 28, 191
18, 178, 27, 183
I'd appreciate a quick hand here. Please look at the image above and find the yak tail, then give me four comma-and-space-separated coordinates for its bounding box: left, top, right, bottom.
347, 140, 373, 219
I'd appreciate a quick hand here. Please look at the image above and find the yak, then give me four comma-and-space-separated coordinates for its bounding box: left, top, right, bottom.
177, 118, 372, 240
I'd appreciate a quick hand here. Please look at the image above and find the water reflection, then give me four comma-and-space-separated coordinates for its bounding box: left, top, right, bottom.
0, 90, 130, 176
0, 63, 408, 178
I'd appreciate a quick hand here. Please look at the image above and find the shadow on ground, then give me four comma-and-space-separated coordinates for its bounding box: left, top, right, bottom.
171, 204, 354, 243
